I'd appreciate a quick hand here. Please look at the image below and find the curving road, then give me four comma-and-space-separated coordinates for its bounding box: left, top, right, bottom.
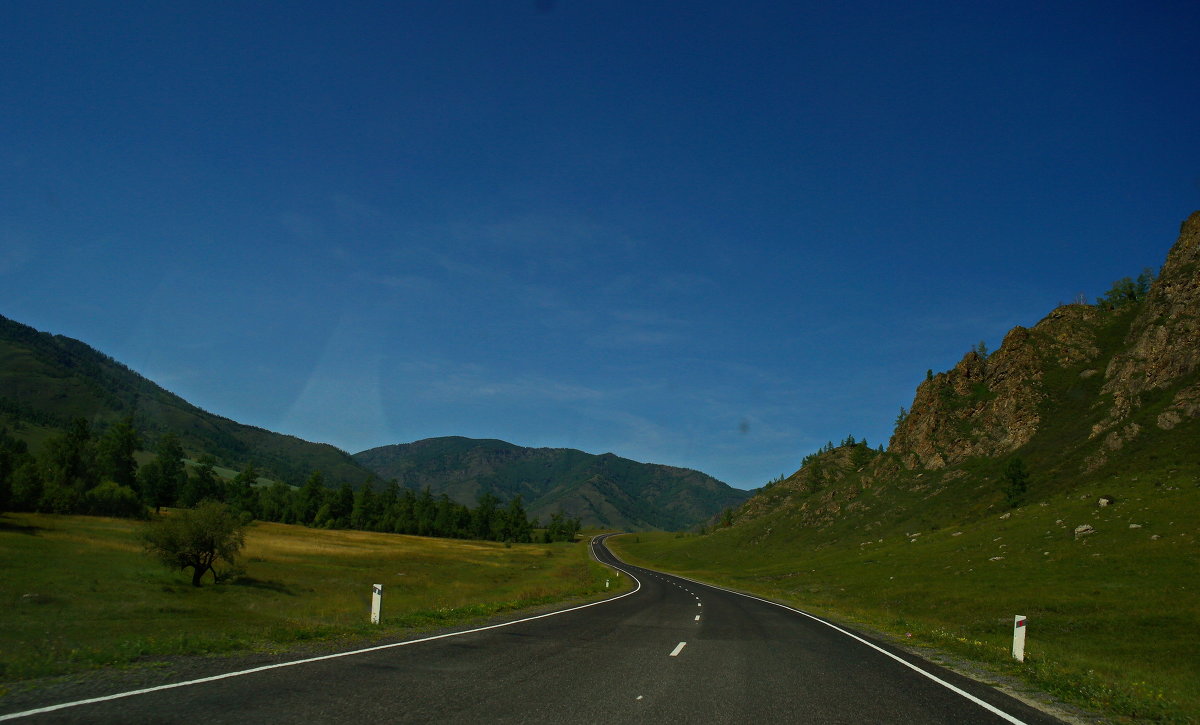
3, 534, 1062, 723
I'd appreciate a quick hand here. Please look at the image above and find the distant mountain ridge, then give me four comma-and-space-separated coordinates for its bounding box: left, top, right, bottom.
354, 436, 752, 531
0, 315, 748, 530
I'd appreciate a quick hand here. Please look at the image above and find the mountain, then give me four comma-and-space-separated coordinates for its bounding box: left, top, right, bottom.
353, 436, 752, 531
0, 315, 373, 486
735, 210, 1199, 534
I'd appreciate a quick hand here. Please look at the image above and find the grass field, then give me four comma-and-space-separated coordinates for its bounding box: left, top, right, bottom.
0, 513, 621, 687
609, 478, 1200, 723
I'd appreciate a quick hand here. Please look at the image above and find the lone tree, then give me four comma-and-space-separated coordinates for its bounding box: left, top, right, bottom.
142, 501, 247, 586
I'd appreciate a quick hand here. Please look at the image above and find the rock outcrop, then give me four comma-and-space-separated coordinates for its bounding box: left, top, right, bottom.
1094, 211, 1200, 438
889, 323, 1048, 470
735, 444, 879, 529
890, 212, 1200, 471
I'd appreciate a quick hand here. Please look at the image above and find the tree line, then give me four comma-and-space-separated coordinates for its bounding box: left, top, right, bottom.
0, 418, 581, 544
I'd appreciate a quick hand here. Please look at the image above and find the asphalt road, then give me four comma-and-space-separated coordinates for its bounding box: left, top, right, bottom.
3, 534, 1063, 724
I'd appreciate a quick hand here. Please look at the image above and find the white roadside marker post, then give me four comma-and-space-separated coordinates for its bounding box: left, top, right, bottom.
1012, 615, 1026, 662
371, 584, 383, 624
606, 579, 610, 589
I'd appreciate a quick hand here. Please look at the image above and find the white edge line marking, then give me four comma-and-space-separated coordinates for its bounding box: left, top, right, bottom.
669, 641, 687, 657
606, 537, 1029, 725
0, 535, 642, 722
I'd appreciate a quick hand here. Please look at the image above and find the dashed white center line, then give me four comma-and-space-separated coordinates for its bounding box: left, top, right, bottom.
694, 615, 700, 621
669, 641, 687, 657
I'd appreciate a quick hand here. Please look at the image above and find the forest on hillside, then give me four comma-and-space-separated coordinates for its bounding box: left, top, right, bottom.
0, 418, 580, 544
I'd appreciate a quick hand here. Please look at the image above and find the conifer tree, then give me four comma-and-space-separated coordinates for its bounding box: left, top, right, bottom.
96, 417, 141, 489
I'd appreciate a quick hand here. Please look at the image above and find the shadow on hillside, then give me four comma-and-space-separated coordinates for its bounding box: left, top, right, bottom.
0, 517, 43, 535
231, 576, 295, 595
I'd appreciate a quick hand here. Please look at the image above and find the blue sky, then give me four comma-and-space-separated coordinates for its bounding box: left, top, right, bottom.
2, 2, 1198, 489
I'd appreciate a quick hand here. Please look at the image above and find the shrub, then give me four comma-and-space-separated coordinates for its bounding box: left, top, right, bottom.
85, 480, 147, 519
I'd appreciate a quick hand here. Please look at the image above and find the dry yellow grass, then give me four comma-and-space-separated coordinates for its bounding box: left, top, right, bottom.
0, 513, 616, 683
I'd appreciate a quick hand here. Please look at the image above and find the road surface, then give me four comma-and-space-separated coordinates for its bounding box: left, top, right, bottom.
2, 534, 1062, 723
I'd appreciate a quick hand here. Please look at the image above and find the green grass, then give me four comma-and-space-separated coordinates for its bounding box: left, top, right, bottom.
610, 475, 1200, 723
0, 513, 623, 686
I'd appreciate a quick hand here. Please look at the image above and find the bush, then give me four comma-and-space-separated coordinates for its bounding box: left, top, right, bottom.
40, 482, 82, 514
85, 481, 147, 519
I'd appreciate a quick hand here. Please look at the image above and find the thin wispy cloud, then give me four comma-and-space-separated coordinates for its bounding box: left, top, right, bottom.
392, 359, 604, 406
278, 212, 322, 241
362, 273, 437, 292
332, 193, 388, 227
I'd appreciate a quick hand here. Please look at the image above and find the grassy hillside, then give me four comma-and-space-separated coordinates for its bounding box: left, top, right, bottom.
0, 512, 620, 686
0, 314, 377, 486
611, 469, 1198, 721
354, 436, 751, 531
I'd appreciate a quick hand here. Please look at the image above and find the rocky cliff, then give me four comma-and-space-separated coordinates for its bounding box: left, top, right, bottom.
728, 211, 1200, 534
888, 325, 1043, 470
1093, 211, 1200, 449
890, 211, 1200, 472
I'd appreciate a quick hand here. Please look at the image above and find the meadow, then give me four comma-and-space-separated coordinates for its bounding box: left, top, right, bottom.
609, 477, 1199, 723
0, 513, 618, 686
